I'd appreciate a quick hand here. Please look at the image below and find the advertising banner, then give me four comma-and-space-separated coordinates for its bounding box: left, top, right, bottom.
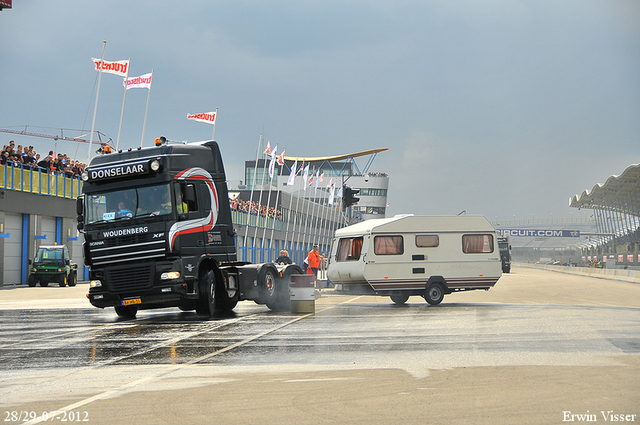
497, 229, 581, 238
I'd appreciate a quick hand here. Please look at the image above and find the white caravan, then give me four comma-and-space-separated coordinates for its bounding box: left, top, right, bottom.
326, 215, 502, 305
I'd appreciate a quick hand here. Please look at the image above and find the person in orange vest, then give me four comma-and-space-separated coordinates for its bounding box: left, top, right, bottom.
306, 245, 323, 277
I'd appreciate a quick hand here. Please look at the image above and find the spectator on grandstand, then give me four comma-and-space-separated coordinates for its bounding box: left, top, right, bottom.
37, 155, 53, 172
24, 150, 37, 168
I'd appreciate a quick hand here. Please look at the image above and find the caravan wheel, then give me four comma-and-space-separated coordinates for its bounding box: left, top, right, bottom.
390, 294, 409, 305
425, 283, 444, 305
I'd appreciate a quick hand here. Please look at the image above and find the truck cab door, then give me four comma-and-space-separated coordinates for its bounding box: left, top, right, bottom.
171, 181, 206, 257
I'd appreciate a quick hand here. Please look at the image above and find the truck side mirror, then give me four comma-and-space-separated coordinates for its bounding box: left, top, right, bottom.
76, 196, 84, 216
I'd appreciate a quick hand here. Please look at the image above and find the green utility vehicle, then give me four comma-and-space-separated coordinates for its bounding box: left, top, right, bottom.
28, 245, 78, 287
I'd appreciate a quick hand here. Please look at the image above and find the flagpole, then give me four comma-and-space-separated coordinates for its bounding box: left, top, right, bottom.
87, 41, 107, 164
211, 107, 218, 140
115, 57, 131, 151
252, 138, 270, 261
268, 150, 286, 256
283, 157, 298, 251
140, 69, 153, 148
309, 169, 322, 247
290, 162, 304, 261
244, 133, 262, 260
266, 160, 283, 260
253, 146, 269, 262
301, 166, 315, 255
319, 181, 332, 253
261, 144, 277, 260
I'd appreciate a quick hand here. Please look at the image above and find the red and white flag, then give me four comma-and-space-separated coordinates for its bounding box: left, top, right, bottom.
187, 111, 217, 125
124, 72, 153, 90
278, 149, 285, 166
264, 140, 271, 154
92, 58, 130, 77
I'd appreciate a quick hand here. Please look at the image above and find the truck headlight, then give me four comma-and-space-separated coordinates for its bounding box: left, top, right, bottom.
90, 280, 102, 288
160, 271, 180, 280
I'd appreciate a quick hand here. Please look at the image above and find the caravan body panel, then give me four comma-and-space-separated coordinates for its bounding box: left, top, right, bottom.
327, 215, 502, 298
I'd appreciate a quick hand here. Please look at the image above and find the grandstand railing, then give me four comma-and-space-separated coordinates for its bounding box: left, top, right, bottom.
1, 163, 82, 199
231, 209, 283, 230
2, 163, 283, 232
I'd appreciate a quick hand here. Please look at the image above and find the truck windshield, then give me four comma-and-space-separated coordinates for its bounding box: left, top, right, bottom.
84, 183, 174, 224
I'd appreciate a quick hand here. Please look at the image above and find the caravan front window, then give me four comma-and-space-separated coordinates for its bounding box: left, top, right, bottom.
336, 237, 363, 262
462, 234, 494, 253
374, 235, 404, 255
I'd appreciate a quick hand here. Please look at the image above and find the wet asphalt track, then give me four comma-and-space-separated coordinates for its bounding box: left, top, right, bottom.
1, 267, 639, 424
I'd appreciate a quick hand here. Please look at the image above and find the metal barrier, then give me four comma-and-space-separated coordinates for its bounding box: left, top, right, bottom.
0, 163, 82, 199
231, 209, 283, 230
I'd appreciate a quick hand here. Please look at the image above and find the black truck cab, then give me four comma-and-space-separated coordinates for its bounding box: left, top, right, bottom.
78, 140, 300, 318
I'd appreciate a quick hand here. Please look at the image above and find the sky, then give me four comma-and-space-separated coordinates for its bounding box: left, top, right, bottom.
1, 0, 638, 223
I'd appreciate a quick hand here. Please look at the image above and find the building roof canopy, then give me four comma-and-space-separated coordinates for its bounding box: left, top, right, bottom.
569, 163, 640, 216
282, 148, 389, 163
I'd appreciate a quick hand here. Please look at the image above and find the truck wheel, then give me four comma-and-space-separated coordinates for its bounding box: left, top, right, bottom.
263, 269, 279, 310
196, 269, 217, 317
59, 274, 67, 287
40, 281, 49, 287
115, 305, 138, 318
28, 275, 37, 287
425, 283, 444, 305
68, 272, 77, 287
390, 294, 409, 305
216, 273, 238, 311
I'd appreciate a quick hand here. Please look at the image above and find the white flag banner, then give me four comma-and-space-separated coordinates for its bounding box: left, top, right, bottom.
187, 111, 217, 125
268, 147, 277, 179
287, 158, 298, 186
124, 72, 153, 90
92, 58, 130, 77
328, 179, 335, 205
302, 164, 310, 191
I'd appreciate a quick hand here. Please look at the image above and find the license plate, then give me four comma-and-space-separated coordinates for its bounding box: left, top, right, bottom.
122, 298, 141, 306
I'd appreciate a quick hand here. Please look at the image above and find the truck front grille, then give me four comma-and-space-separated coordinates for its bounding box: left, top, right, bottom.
106, 264, 154, 293
89, 237, 166, 266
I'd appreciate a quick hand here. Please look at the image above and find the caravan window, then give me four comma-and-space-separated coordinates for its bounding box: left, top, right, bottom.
416, 234, 439, 247
336, 237, 363, 262
462, 234, 494, 253
374, 235, 404, 255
